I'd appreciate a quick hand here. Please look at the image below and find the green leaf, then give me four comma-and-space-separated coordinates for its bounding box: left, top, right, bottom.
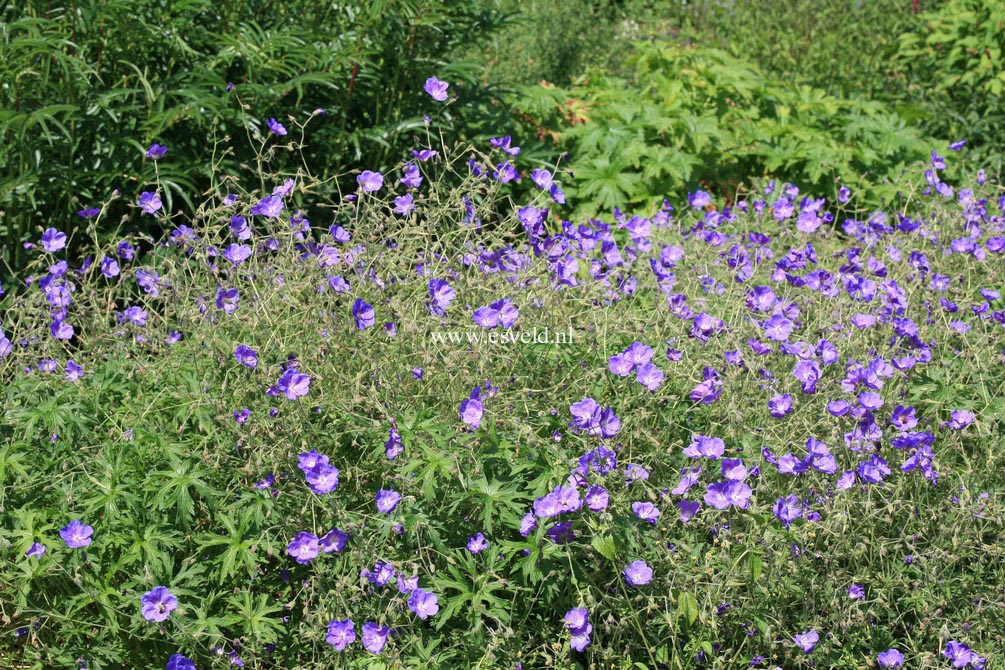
749, 552, 763, 583
677, 591, 699, 626
591, 534, 617, 563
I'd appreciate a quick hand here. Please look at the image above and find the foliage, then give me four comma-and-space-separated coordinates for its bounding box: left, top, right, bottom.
479, 0, 670, 87
1, 102, 1004, 669
513, 41, 931, 219
895, 0, 1005, 171
671, 0, 920, 101
0, 0, 514, 270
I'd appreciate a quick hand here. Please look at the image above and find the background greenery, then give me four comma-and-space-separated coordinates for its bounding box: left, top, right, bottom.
4, 0, 1004, 271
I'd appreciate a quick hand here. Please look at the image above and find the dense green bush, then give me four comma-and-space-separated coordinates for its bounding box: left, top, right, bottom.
513, 41, 931, 219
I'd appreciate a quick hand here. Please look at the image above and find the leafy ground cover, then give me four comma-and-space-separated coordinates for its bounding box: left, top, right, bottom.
1, 81, 1005, 670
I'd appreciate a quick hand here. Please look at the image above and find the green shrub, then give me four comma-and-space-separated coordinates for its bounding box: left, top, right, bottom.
514, 41, 931, 218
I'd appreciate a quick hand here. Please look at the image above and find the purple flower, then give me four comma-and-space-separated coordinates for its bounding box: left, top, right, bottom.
858, 391, 884, 410
856, 454, 891, 484
407, 588, 439, 619
350, 297, 377, 330
138, 191, 162, 215
947, 409, 975, 430
100, 256, 120, 278
25, 542, 46, 558
473, 298, 519, 328
564, 608, 592, 652
305, 463, 340, 495
361, 622, 391, 654
793, 359, 821, 393
326, 619, 356, 650
165, 654, 195, 670
848, 584, 865, 599
234, 345, 258, 369
684, 434, 725, 459
564, 607, 589, 631
400, 162, 423, 188
298, 449, 328, 473
357, 170, 384, 192
393, 193, 414, 215
944, 642, 972, 668
721, 458, 747, 481
397, 574, 419, 593
763, 314, 794, 341
65, 360, 83, 382
773, 494, 802, 528
584, 484, 609, 512
493, 162, 520, 183
250, 195, 284, 218
877, 649, 904, 667
688, 190, 711, 208
428, 278, 455, 316
608, 353, 634, 376
267, 118, 287, 135
230, 215, 251, 240
424, 76, 449, 101
623, 560, 653, 586
50, 319, 74, 340
460, 397, 484, 430
632, 501, 661, 524
123, 306, 148, 326
490, 135, 520, 155
635, 363, 664, 391
364, 560, 396, 587
140, 586, 178, 622
145, 143, 168, 160
60, 520, 93, 548
768, 394, 793, 418
519, 512, 538, 536
216, 287, 240, 314
678, 500, 700, 522
77, 207, 101, 219
222, 243, 252, 264
689, 377, 722, 404
625, 463, 649, 484
287, 532, 320, 564
466, 532, 489, 554
320, 527, 349, 553
385, 428, 404, 460
534, 485, 582, 519
704, 480, 752, 509
793, 630, 819, 654
40, 228, 68, 252
376, 488, 401, 513
531, 168, 554, 190
671, 466, 702, 495
276, 368, 310, 400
